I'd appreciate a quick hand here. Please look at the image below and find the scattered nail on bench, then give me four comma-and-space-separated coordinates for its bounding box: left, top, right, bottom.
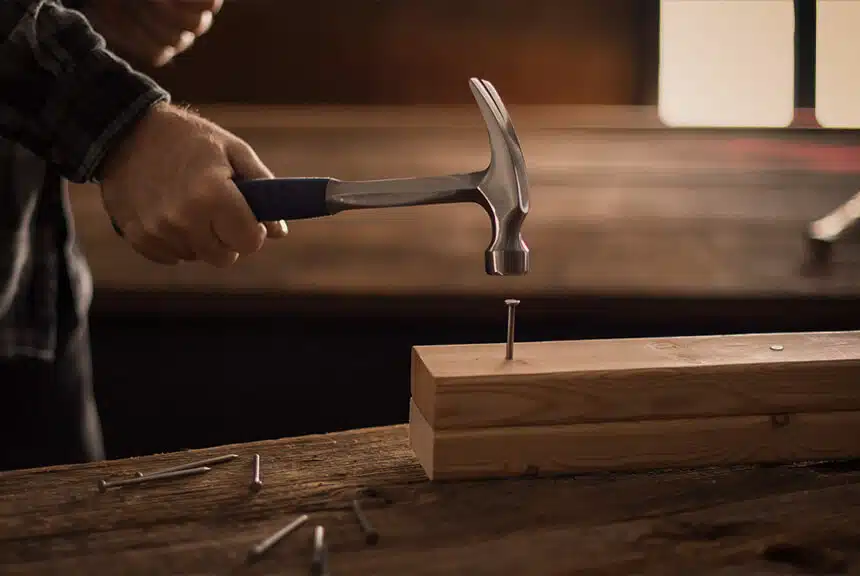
351, 498, 379, 545
133, 453, 239, 478
310, 525, 329, 576
250, 453, 263, 492
98, 466, 211, 492
248, 514, 310, 561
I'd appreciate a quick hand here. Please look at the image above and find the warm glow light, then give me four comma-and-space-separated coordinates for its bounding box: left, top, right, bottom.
815, 0, 860, 128
658, 0, 796, 128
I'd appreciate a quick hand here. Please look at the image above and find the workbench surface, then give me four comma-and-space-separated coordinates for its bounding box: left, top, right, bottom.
2, 425, 858, 575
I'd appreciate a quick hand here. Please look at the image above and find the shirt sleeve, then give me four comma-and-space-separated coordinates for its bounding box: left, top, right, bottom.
0, 0, 170, 183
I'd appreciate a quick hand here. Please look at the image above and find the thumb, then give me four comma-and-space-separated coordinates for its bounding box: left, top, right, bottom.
227, 138, 274, 180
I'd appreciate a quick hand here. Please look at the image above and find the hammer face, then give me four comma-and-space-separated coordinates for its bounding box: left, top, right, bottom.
484, 192, 529, 275
486, 243, 529, 275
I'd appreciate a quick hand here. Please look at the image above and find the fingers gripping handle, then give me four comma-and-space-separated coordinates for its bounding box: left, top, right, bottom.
233, 177, 332, 221
109, 177, 333, 238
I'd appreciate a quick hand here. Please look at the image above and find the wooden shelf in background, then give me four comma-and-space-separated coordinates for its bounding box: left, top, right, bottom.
69, 105, 860, 301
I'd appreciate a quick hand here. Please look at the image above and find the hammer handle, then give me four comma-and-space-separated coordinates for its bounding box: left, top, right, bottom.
234, 177, 332, 221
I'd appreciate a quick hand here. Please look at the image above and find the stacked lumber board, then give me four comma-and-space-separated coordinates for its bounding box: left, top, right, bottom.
409, 331, 860, 480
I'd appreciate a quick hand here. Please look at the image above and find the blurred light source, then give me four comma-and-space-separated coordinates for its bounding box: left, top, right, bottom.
815, 0, 860, 128
658, 0, 795, 128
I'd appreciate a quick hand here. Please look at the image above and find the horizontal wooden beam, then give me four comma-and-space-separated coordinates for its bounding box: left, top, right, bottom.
409, 400, 860, 481
191, 104, 665, 130
70, 106, 860, 298
411, 331, 860, 430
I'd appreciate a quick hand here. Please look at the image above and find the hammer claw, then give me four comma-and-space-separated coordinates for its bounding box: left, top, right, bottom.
471, 78, 519, 147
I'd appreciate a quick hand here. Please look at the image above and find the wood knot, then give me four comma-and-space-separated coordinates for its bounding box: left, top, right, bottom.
643, 520, 753, 543
770, 414, 791, 428
357, 486, 394, 506
649, 341, 678, 350
762, 542, 846, 574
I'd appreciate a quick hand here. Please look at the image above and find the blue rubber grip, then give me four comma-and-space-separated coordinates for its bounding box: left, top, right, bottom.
234, 177, 332, 221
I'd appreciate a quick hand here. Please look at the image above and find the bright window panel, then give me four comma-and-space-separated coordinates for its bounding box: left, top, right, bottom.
815, 0, 860, 128
659, 0, 795, 128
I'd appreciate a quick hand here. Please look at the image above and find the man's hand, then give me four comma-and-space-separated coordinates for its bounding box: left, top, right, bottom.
100, 103, 288, 267
84, 0, 223, 67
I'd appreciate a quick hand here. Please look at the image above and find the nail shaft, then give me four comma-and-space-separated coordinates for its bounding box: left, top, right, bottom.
310, 525, 329, 576
134, 453, 239, 478
98, 466, 211, 492
248, 514, 309, 559
250, 453, 262, 492
504, 299, 520, 360
351, 499, 379, 545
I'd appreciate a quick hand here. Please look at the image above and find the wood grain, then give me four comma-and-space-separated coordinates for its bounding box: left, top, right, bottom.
68, 105, 860, 299
148, 1, 645, 106
409, 400, 860, 481
411, 331, 860, 430
2, 425, 860, 575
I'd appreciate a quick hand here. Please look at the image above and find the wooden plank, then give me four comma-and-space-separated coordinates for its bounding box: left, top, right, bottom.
2, 425, 860, 575
409, 400, 860, 481
411, 331, 860, 430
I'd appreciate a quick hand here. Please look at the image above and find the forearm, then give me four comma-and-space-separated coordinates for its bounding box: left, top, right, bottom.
0, 0, 169, 183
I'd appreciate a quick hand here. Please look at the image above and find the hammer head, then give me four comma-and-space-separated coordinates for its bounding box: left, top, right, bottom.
469, 78, 530, 276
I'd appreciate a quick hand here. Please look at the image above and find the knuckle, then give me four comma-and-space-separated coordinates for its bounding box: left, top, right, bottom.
194, 13, 212, 36
140, 217, 163, 238
162, 205, 191, 229
122, 222, 147, 245
176, 30, 196, 50
165, 29, 184, 46
162, 212, 184, 232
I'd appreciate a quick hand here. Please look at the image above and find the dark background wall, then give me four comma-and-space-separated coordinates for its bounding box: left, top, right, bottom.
91, 297, 860, 459
147, 0, 652, 106
143, 0, 819, 108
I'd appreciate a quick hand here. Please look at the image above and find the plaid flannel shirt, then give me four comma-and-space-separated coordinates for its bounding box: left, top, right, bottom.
0, 0, 169, 359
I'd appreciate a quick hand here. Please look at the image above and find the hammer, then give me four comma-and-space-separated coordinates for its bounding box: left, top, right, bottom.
235, 78, 530, 276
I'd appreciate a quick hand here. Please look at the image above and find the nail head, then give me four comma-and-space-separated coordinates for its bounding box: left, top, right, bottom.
770, 344, 784, 351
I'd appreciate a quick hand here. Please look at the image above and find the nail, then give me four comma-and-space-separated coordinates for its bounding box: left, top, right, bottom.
134, 453, 239, 478
770, 344, 784, 351
248, 514, 309, 560
504, 299, 520, 360
310, 525, 328, 576
771, 413, 791, 428
351, 499, 379, 545
98, 466, 211, 492
250, 453, 262, 492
